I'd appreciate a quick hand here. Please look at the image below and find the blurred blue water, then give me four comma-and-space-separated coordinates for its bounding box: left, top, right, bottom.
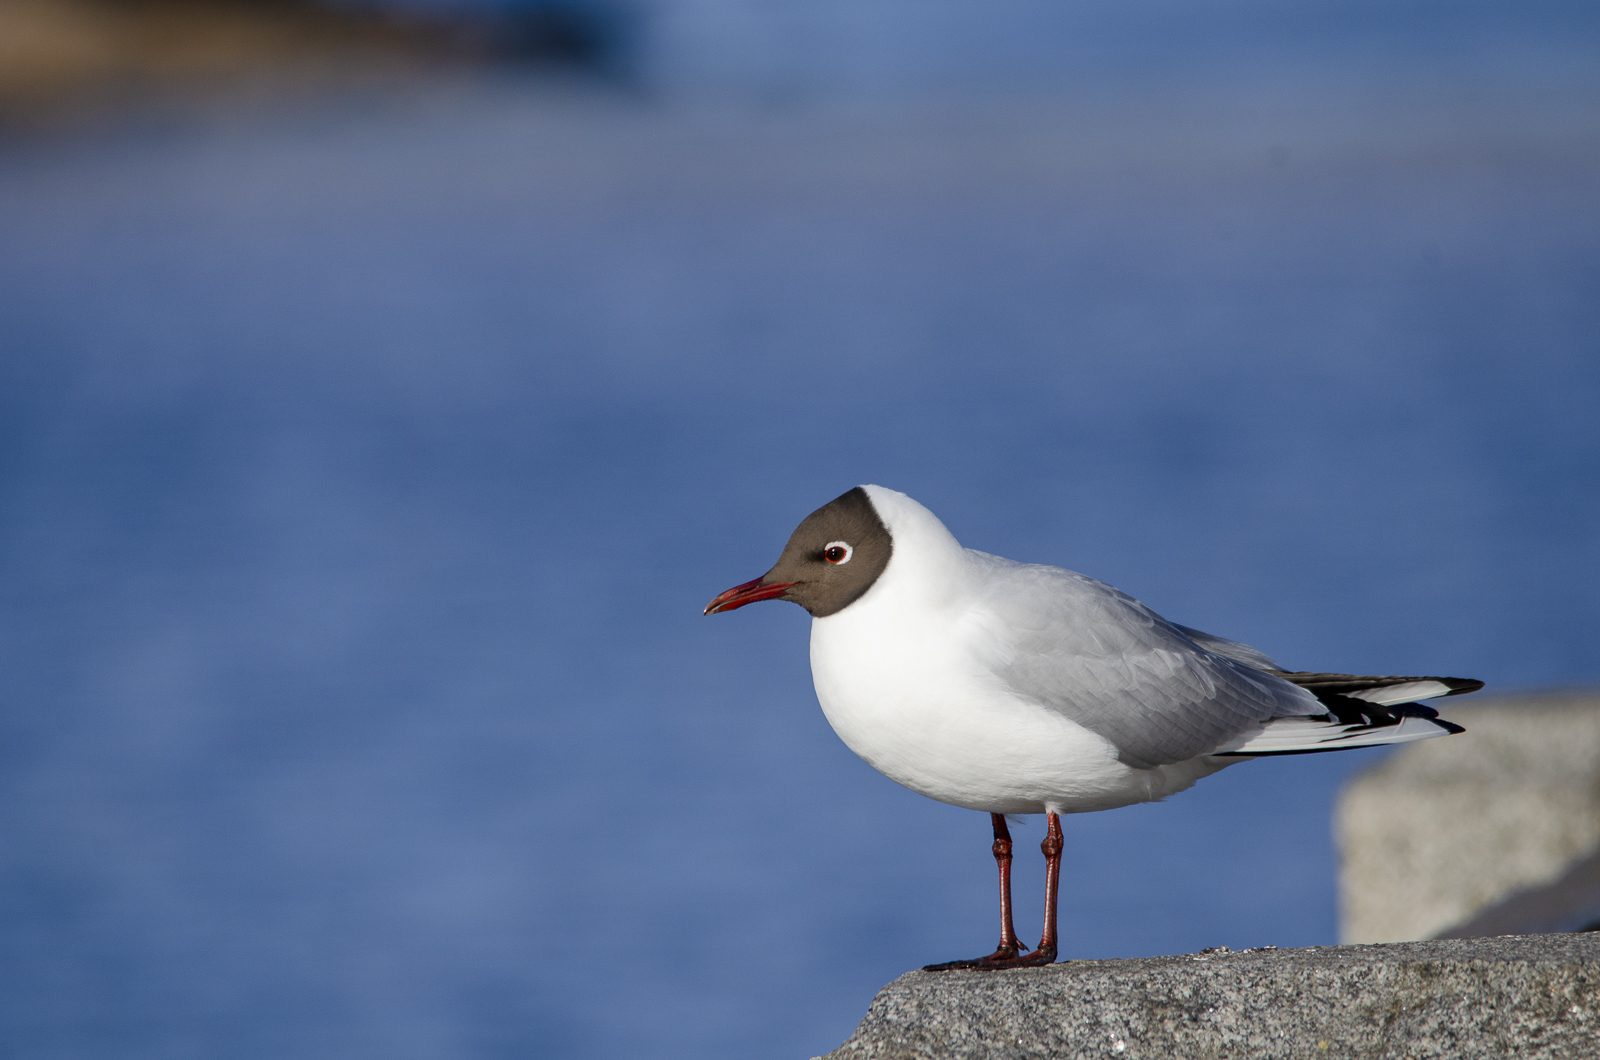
346, 0, 1600, 98
637, 0, 1600, 97
2, 20, 1600, 1060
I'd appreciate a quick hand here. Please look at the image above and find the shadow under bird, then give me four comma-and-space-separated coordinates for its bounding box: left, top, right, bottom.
704, 486, 1481, 970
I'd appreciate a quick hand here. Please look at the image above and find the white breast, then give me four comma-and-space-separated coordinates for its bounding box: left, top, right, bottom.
809, 603, 1113, 813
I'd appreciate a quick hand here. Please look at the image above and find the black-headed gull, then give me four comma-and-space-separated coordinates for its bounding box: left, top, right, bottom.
704, 485, 1480, 970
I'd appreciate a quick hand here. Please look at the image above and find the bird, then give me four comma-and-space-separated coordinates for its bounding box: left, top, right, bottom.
703, 485, 1481, 970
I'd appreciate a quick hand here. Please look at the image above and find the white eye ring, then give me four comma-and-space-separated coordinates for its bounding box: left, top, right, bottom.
823, 541, 853, 565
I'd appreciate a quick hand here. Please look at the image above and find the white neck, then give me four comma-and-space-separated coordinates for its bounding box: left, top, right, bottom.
853, 484, 973, 613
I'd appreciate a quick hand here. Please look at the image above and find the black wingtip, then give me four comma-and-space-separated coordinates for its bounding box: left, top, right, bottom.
1394, 703, 1466, 735
1396, 703, 1440, 719
1441, 678, 1485, 696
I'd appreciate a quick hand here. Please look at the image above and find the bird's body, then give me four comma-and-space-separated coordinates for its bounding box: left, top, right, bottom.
809, 505, 1238, 815
705, 484, 1480, 969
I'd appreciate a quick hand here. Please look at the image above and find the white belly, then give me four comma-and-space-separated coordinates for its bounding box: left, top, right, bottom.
808, 606, 1233, 815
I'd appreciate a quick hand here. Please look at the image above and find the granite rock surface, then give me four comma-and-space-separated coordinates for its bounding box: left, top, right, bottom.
818, 934, 1600, 1059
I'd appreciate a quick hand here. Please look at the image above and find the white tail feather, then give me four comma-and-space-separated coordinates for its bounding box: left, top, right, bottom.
1343, 680, 1452, 706
1211, 713, 1455, 756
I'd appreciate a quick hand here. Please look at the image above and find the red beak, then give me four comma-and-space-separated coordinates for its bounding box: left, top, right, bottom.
703, 576, 799, 615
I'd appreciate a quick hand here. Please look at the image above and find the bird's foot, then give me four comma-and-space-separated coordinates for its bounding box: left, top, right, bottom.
923, 941, 1056, 972
997, 941, 1057, 968
922, 941, 1031, 972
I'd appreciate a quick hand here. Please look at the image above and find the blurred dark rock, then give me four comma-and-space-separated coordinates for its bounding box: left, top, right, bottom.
819, 935, 1600, 1059
0, 0, 624, 125
437, 5, 623, 67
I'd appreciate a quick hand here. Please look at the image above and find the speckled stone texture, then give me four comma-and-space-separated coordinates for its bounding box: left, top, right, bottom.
817, 935, 1600, 1059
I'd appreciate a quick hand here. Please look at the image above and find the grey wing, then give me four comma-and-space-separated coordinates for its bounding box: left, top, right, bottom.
968, 555, 1320, 769
1170, 624, 1286, 671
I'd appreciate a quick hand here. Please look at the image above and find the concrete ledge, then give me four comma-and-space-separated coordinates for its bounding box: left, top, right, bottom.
819, 935, 1600, 1059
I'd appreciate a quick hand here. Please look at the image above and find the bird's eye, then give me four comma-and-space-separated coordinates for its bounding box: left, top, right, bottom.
823, 542, 853, 565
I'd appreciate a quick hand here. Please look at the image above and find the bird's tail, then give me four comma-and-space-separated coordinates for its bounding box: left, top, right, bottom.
1212, 671, 1481, 757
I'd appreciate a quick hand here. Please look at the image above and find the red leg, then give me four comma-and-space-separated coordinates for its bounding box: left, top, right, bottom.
927, 811, 1063, 971
991, 814, 1025, 955
923, 814, 1029, 970
1015, 812, 1063, 966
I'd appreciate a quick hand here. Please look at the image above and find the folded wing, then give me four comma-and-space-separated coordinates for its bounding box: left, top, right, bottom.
967, 553, 1479, 768
967, 555, 1321, 769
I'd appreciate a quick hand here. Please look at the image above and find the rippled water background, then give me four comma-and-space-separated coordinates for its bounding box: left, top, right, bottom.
2, 4, 1598, 1057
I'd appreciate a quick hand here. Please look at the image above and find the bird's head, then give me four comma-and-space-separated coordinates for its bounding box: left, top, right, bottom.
703, 486, 893, 619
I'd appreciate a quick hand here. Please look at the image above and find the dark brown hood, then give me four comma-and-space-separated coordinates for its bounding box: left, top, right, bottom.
704, 486, 893, 618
